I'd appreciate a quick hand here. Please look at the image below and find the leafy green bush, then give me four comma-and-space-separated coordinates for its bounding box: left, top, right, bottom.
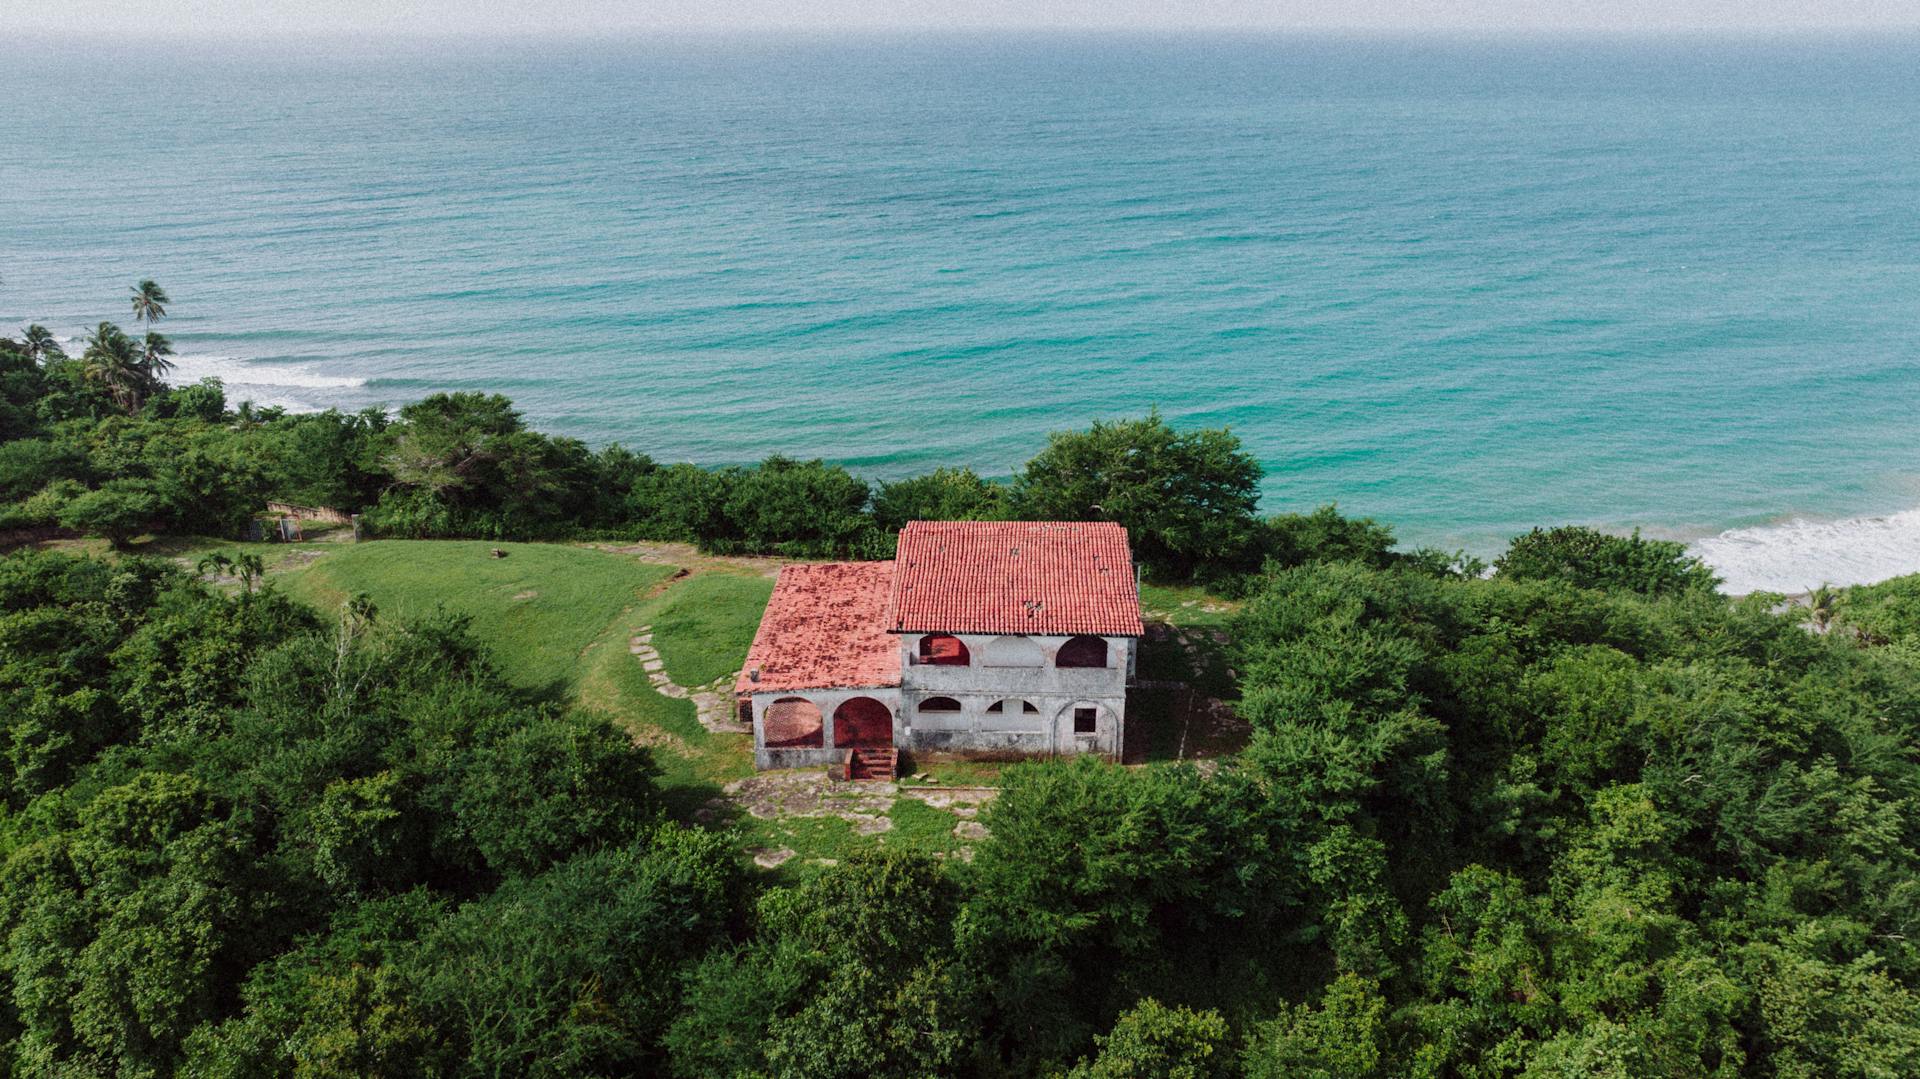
1494, 525, 1721, 596
57, 477, 162, 546
1014, 411, 1262, 578
872, 467, 1008, 532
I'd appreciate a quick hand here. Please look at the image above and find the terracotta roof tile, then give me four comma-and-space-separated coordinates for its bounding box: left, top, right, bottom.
886, 521, 1145, 637
734, 562, 901, 695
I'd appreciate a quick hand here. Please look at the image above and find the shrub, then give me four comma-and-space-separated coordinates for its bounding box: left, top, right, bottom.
1494, 526, 1720, 597
57, 479, 162, 547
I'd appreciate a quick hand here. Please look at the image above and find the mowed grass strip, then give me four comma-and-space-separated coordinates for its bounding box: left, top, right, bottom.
277, 540, 674, 694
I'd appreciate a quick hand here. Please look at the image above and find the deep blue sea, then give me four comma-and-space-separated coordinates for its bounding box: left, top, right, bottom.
4, 35, 1920, 590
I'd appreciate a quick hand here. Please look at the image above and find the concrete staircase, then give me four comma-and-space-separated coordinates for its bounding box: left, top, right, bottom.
846, 748, 898, 782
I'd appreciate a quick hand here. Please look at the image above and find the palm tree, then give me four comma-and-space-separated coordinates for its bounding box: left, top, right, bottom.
19, 324, 63, 363
130, 279, 170, 327
196, 551, 265, 596
140, 330, 176, 381
82, 322, 150, 414
1806, 584, 1839, 634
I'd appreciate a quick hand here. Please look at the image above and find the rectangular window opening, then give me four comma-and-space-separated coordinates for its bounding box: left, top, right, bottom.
1073, 707, 1098, 734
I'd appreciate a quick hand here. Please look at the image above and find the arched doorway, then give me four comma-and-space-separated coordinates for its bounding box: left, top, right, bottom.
834, 696, 894, 748
763, 697, 824, 748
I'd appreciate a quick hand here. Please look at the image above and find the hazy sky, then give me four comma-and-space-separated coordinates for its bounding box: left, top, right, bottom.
8, 0, 1920, 36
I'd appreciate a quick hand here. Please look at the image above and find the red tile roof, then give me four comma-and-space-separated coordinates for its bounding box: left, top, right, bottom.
886, 521, 1145, 637
734, 562, 901, 695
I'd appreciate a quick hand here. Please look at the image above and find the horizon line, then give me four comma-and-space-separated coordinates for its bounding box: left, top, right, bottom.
11, 25, 1920, 42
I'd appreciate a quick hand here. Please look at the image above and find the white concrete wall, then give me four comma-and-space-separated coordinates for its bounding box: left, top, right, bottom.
897, 631, 1133, 758
746, 632, 1138, 769
750, 687, 902, 770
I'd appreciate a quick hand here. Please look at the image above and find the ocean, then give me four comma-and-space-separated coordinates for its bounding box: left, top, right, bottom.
4, 34, 1919, 592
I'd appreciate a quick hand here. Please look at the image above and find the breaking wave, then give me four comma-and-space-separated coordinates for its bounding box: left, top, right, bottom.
55, 335, 367, 412
164, 351, 368, 392
1691, 507, 1920, 596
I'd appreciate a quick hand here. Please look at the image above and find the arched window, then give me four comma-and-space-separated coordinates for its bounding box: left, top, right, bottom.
980, 635, 1044, 667
1055, 635, 1109, 669
917, 696, 963, 713
834, 696, 893, 748
917, 635, 971, 666
763, 697, 823, 748
986, 698, 1040, 715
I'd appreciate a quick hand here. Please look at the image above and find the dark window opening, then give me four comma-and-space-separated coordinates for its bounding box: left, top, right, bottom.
918, 696, 963, 713
1056, 635, 1109, 669
1074, 707, 1098, 733
918, 635, 971, 666
987, 699, 1040, 715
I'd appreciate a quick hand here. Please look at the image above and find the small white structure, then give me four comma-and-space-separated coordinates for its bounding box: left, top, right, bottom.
735, 521, 1144, 775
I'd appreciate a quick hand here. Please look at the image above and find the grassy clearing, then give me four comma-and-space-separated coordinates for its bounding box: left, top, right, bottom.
899, 759, 1005, 787
275, 539, 761, 813
277, 540, 674, 697
255, 536, 1241, 858
574, 574, 760, 807
37, 532, 347, 576
740, 795, 968, 875
1140, 581, 1240, 627
886, 798, 967, 856
647, 572, 775, 687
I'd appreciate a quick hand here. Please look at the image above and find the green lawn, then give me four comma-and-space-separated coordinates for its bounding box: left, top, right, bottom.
1140, 581, 1241, 627
277, 540, 674, 696
276, 539, 769, 817
646, 572, 775, 687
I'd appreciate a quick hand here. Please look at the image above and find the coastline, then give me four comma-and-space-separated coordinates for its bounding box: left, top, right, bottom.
138, 354, 1920, 598
1688, 507, 1920, 597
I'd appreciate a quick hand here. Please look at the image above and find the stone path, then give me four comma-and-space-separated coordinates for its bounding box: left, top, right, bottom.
629, 624, 748, 734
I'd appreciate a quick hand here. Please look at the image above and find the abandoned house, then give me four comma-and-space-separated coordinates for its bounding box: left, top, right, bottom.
734, 520, 1145, 777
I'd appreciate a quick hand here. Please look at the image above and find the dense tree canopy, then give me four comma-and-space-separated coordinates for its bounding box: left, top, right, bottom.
1013, 411, 1263, 578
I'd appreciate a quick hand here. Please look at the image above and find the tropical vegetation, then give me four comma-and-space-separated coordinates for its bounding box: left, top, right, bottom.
3, 289, 1919, 1076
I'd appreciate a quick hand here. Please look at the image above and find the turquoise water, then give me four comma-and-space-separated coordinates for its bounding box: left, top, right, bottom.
5, 35, 1920, 589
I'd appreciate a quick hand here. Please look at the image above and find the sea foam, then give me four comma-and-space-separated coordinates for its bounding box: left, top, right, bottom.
1691, 509, 1920, 596
162, 351, 368, 392
54, 332, 366, 399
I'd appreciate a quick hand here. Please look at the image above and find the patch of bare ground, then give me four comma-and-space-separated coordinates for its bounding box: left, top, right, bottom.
724, 772, 1003, 861
588, 540, 788, 578
751, 847, 796, 869
898, 786, 998, 819
725, 771, 897, 821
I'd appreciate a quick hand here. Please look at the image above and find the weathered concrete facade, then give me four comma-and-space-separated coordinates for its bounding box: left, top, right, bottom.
745, 631, 1134, 768
737, 522, 1145, 771
895, 632, 1132, 758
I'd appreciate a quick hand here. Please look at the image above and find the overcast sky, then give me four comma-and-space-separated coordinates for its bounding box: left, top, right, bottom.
6, 0, 1920, 36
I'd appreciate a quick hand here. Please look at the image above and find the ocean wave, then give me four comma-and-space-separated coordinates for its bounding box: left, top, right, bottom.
53, 335, 366, 390
1691, 508, 1920, 596
163, 352, 368, 391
